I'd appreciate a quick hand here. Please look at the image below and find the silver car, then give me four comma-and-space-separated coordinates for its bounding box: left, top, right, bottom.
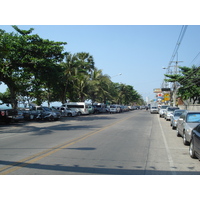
170, 109, 186, 129
176, 111, 200, 145
159, 105, 168, 118
164, 107, 179, 121
59, 107, 77, 117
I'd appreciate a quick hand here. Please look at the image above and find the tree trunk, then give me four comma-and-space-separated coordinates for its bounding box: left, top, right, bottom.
7, 84, 18, 109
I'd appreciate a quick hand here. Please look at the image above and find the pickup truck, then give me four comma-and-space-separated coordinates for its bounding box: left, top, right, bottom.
0, 102, 18, 124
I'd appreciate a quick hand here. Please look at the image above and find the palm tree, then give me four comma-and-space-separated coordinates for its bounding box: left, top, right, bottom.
58, 53, 78, 103
87, 68, 112, 103
76, 52, 95, 74
72, 52, 95, 101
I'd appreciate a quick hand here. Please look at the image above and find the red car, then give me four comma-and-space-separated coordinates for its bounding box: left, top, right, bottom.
0, 103, 18, 124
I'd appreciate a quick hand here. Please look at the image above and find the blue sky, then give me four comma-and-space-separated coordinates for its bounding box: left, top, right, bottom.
1, 25, 200, 101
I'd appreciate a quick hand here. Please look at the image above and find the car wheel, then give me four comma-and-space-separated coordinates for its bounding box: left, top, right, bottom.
48, 116, 54, 121
189, 138, 197, 159
176, 128, 181, 137
183, 131, 189, 145
67, 113, 72, 117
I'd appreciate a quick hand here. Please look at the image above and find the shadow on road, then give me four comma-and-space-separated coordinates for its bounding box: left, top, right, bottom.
0, 159, 200, 175
0, 114, 117, 135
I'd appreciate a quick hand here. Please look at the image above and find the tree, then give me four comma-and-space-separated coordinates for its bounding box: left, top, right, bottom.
165, 66, 200, 104
0, 26, 67, 107
87, 68, 112, 103
0, 89, 11, 103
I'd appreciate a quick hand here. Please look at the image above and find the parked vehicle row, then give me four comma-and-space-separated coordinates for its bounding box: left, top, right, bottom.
0, 101, 136, 124
157, 105, 200, 161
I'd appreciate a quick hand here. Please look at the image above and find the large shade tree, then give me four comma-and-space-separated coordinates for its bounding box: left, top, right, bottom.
0, 26, 66, 107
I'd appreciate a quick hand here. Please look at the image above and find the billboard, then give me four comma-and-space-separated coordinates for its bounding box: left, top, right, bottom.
164, 93, 170, 101
162, 88, 171, 92
153, 88, 162, 93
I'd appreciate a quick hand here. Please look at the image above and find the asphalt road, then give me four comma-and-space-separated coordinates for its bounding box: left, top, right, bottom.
0, 110, 200, 175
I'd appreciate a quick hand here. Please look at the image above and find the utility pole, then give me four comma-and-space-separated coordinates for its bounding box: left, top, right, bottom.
171, 61, 183, 106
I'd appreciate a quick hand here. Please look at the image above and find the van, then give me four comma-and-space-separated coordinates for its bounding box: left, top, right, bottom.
150, 106, 159, 114
62, 102, 89, 115
109, 105, 121, 113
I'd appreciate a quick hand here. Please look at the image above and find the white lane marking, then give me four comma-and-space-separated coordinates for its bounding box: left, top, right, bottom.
158, 115, 177, 175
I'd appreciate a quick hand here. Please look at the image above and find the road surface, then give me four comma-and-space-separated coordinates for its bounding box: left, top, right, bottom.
0, 110, 200, 175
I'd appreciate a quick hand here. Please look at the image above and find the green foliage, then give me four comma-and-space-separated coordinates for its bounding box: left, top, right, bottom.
0, 26, 66, 107
0, 88, 11, 103
165, 66, 200, 104
0, 26, 143, 107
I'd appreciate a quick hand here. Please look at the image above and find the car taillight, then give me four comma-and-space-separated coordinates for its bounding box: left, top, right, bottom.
1, 111, 5, 116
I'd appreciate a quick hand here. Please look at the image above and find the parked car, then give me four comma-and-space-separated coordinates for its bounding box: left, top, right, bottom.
13, 110, 24, 122
189, 123, 200, 159
29, 106, 61, 121
62, 102, 89, 115
176, 111, 200, 145
93, 103, 107, 114
0, 102, 18, 124
140, 105, 146, 110
170, 109, 186, 129
132, 106, 138, 110
164, 107, 179, 121
87, 105, 95, 114
159, 105, 168, 118
47, 107, 61, 120
109, 105, 121, 113
59, 107, 77, 117
150, 106, 159, 114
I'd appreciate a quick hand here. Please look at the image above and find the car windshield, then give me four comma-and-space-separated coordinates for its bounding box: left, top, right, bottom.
110, 106, 116, 108
43, 107, 51, 111
0, 104, 12, 110
174, 112, 183, 117
168, 107, 179, 111
151, 107, 157, 109
161, 106, 168, 109
187, 113, 200, 123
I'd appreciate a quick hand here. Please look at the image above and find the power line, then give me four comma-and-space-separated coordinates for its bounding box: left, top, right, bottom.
168, 25, 188, 68
162, 25, 188, 88
188, 51, 200, 67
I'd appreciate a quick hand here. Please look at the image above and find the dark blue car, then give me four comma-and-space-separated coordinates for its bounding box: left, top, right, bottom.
189, 124, 200, 159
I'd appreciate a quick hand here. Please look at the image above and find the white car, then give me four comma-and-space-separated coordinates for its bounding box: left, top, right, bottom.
150, 106, 159, 114
109, 105, 121, 113
59, 107, 77, 117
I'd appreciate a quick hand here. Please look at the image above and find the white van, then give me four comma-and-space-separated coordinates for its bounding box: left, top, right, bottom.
109, 105, 121, 113
150, 106, 159, 114
62, 102, 89, 115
